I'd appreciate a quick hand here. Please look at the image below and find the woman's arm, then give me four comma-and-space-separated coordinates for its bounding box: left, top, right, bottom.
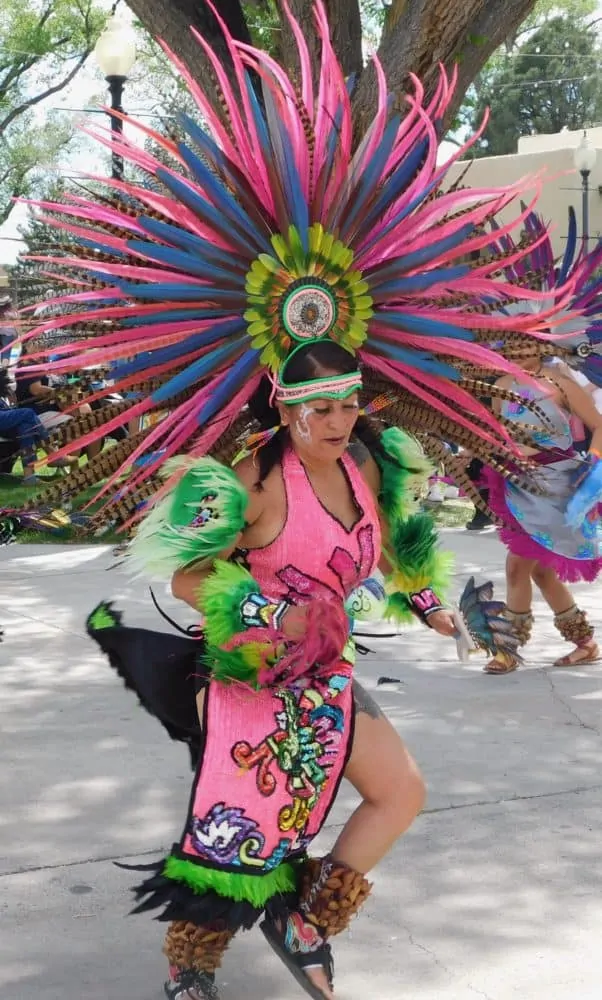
358, 450, 455, 635
27, 378, 54, 400
554, 373, 602, 452
171, 456, 265, 612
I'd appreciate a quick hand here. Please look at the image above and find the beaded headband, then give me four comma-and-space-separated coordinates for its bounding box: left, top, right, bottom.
275, 370, 362, 404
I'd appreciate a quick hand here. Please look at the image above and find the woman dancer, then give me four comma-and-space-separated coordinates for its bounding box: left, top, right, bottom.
101, 338, 457, 1000
485, 358, 602, 673
7, 4, 582, 996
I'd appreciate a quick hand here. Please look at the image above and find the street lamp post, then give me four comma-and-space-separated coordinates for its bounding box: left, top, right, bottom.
573, 130, 598, 255
93, 15, 137, 181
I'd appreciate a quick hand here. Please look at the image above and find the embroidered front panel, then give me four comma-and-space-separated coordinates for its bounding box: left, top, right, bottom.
181, 672, 353, 873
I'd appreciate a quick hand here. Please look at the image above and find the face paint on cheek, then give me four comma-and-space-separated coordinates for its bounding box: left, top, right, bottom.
295, 403, 314, 442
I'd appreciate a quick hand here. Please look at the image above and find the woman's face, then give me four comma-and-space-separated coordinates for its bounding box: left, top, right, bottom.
281, 388, 360, 463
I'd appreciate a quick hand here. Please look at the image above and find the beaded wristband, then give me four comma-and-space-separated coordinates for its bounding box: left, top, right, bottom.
409, 588, 445, 625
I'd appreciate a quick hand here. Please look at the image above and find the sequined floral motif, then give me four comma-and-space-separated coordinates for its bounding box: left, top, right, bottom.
190, 802, 265, 865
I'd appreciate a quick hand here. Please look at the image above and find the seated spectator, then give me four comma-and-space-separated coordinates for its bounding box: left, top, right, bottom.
0, 367, 47, 483
16, 340, 101, 461
0, 294, 17, 366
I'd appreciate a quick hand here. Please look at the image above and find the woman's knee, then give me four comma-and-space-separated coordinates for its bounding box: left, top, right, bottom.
531, 562, 554, 587
506, 554, 533, 588
349, 724, 425, 821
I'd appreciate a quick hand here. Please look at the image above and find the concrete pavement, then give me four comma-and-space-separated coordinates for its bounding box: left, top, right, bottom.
2, 530, 602, 999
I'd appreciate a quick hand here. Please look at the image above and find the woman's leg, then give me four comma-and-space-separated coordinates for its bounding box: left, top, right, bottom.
531, 563, 598, 666
484, 553, 536, 674
331, 684, 425, 871
276, 684, 424, 999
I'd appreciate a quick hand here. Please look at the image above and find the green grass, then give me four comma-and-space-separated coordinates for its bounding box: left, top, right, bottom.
423, 497, 475, 528
0, 472, 121, 545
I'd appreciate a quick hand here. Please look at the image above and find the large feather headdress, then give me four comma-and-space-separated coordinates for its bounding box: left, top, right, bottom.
13, 0, 579, 528
488, 207, 602, 378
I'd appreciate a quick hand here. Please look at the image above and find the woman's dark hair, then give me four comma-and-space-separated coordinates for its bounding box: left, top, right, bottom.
247, 339, 385, 485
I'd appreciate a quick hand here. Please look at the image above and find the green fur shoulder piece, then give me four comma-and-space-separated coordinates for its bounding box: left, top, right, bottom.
127, 456, 249, 578
375, 427, 433, 524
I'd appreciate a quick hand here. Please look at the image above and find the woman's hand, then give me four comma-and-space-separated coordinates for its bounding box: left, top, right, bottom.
426, 609, 457, 636
281, 603, 308, 641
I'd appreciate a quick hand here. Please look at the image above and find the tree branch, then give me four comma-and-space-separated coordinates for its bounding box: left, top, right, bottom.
351, 0, 539, 142
0, 48, 93, 135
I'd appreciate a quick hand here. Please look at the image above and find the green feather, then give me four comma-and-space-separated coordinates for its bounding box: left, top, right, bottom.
87, 601, 121, 632
199, 560, 270, 685
127, 457, 249, 577
376, 427, 433, 524
163, 854, 299, 906
383, 591, 415, 626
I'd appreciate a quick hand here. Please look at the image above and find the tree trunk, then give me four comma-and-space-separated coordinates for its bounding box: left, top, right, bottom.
129, 0, 539, 140
352, 0, 538, 136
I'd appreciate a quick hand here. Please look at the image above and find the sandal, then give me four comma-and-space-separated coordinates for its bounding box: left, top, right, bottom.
164, 969, 220, 1000
554, 641, 600, 668
483, 650, 520, 674
260, 915, 334, 1000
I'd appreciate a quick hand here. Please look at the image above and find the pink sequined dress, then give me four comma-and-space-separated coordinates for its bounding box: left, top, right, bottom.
126, 446, 380, 928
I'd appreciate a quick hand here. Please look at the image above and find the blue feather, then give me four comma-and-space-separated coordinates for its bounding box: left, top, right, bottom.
121, 308, 231, 328
357, 176, 438, 259
197, 348, 261, 424
369, 265, 469, 296
103, 279, 246, 304
110, 319, 247, 380
388, 224, 476, 273
337, 115, 401, 239
151, 337, 247, 404
138, 216, 247, 271
370, 336, 458, 378
177, 143, 270, 252
126, 238, 247, 284
376, 310, 474, 341
155, 168, 258, 258
177, 112, 228, 173
242, 73, 271, 155
558, 207, 577, 285
263, 88, 309, 249
360, 138, 430, 236
73, 235, 128, 259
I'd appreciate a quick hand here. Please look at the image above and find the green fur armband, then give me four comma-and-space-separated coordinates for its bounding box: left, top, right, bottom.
127, 456, 248, 576
199, 560, 288, 686
383, 514, 454, 623
373, 428, 453, 615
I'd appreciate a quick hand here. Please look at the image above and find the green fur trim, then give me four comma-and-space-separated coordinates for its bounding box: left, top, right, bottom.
87, 601, 120, 632
199, 560, 271, 685
200, 560, 258, 647
376, 427, 433, 524
386, 512, 454, 598
383, 591, 415, 626
127, 457, 248, 577
201, 643, 266, 687
163, 854, 299, 906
